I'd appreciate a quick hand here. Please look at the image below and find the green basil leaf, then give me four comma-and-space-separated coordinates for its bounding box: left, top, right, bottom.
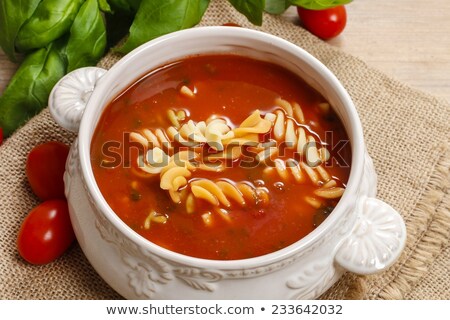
0, 0, 42, 61
66, 0, 107, 71
108, 0, 142, 13
228, 0, 264, 26
15, 0, 85, 52
265, 0, 290, 15
0, 41, 67, 136
118, 0, 210, 54
104, 0, 139, 47
288, 0, 352, 10
98, 0, 112, 13
105, 10, 135, 48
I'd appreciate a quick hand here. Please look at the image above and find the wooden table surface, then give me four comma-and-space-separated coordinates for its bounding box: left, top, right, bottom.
1, 0, 450, 103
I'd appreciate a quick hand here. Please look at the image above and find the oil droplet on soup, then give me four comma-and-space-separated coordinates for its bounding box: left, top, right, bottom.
90, 55, 351, 260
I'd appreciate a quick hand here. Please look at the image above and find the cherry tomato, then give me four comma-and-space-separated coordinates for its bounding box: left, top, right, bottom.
26, 141, 70, 200
297, 5, 347, 40
222, 22, 241, 27
17, 200, 75, 265
0, 127, 3, 146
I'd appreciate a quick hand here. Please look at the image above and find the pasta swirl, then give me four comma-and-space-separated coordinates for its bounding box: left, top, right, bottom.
160, 162, 191, 203
263, 158, 333, 186
166, 110, 272, 150
264, 100, 327, 166
130, 95, 343, 216
185, 179, 270, 212
167, 109, 187, 129
138, 147, 169, 174
233, 110, 272, 137
130, 128, 174, 151
274, 98, 305, 123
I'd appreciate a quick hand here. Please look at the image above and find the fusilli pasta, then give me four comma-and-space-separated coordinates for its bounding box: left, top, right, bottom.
167, 109, 187, 129
144, 211, 168, 229
131, 95, 343, 215
264, 100, 325, 166
263, 158, 333, 186
185, 179, 270, 212
130, 128, 174, 151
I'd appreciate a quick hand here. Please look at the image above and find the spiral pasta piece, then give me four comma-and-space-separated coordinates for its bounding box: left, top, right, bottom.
130, 95, 344, 218
265, 107, 326, 166
167, 126, 191, 145
318, 146, 331, 163
313, 186, 345, 199
274, 98, 305, 124
177, 120, 208, 144
138, 147, 169, 174
306, 136, 321, 166
205, 119, 234, 151
304, 177, 343, 208
255, 141, 278, 163
160, 165, 191, 191
185, 179, 269, 211
222, 133, 260, 146
191, 179, 231, 207
167, 109, 187, 129
168, 112, 269, 153
144, 211, 168, 229
304, 196, 322, 209
263, 158, 333, 186
196, 207, 236, 227
168, 117, 233, 149
159, 150, 203, 203
233, 110, 272, 137
130, 128, 174, 151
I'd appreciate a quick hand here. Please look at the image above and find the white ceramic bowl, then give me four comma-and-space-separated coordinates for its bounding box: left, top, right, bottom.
49, 27, 406, 299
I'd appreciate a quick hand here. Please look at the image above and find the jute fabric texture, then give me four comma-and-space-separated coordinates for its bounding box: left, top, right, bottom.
1, 0, 448, 299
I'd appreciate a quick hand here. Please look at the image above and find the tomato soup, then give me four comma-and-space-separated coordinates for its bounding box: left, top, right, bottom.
90, 55, 351, 260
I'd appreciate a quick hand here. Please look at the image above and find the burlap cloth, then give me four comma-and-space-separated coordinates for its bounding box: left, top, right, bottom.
1, 0, 449, 299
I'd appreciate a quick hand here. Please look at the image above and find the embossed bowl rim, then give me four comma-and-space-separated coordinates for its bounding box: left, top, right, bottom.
77, 27, 364, 270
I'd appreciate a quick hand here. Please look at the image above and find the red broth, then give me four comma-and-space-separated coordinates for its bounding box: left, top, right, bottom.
90, 54, 351, 260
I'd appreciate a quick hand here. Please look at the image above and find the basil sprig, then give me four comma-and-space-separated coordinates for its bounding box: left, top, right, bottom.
0, 0, 42, 61
66, 0, 107, 71
265, 0, 291, 15
0, 41, 66, 136
228, 0, 265, 26
16, 0, 85, 52
0, 0, 352, 137
118, 0, 210, 53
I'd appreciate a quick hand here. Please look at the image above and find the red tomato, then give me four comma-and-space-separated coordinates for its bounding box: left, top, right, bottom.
222, 22, 241, 27
0, 127, 3, 146
17, 200, 75, 265
26, 141, 70, 200
297, 6, 347, 40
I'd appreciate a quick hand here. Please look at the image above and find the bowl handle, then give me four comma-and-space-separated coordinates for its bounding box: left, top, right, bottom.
49, 67, 107, 132
335, 196, 407, 275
